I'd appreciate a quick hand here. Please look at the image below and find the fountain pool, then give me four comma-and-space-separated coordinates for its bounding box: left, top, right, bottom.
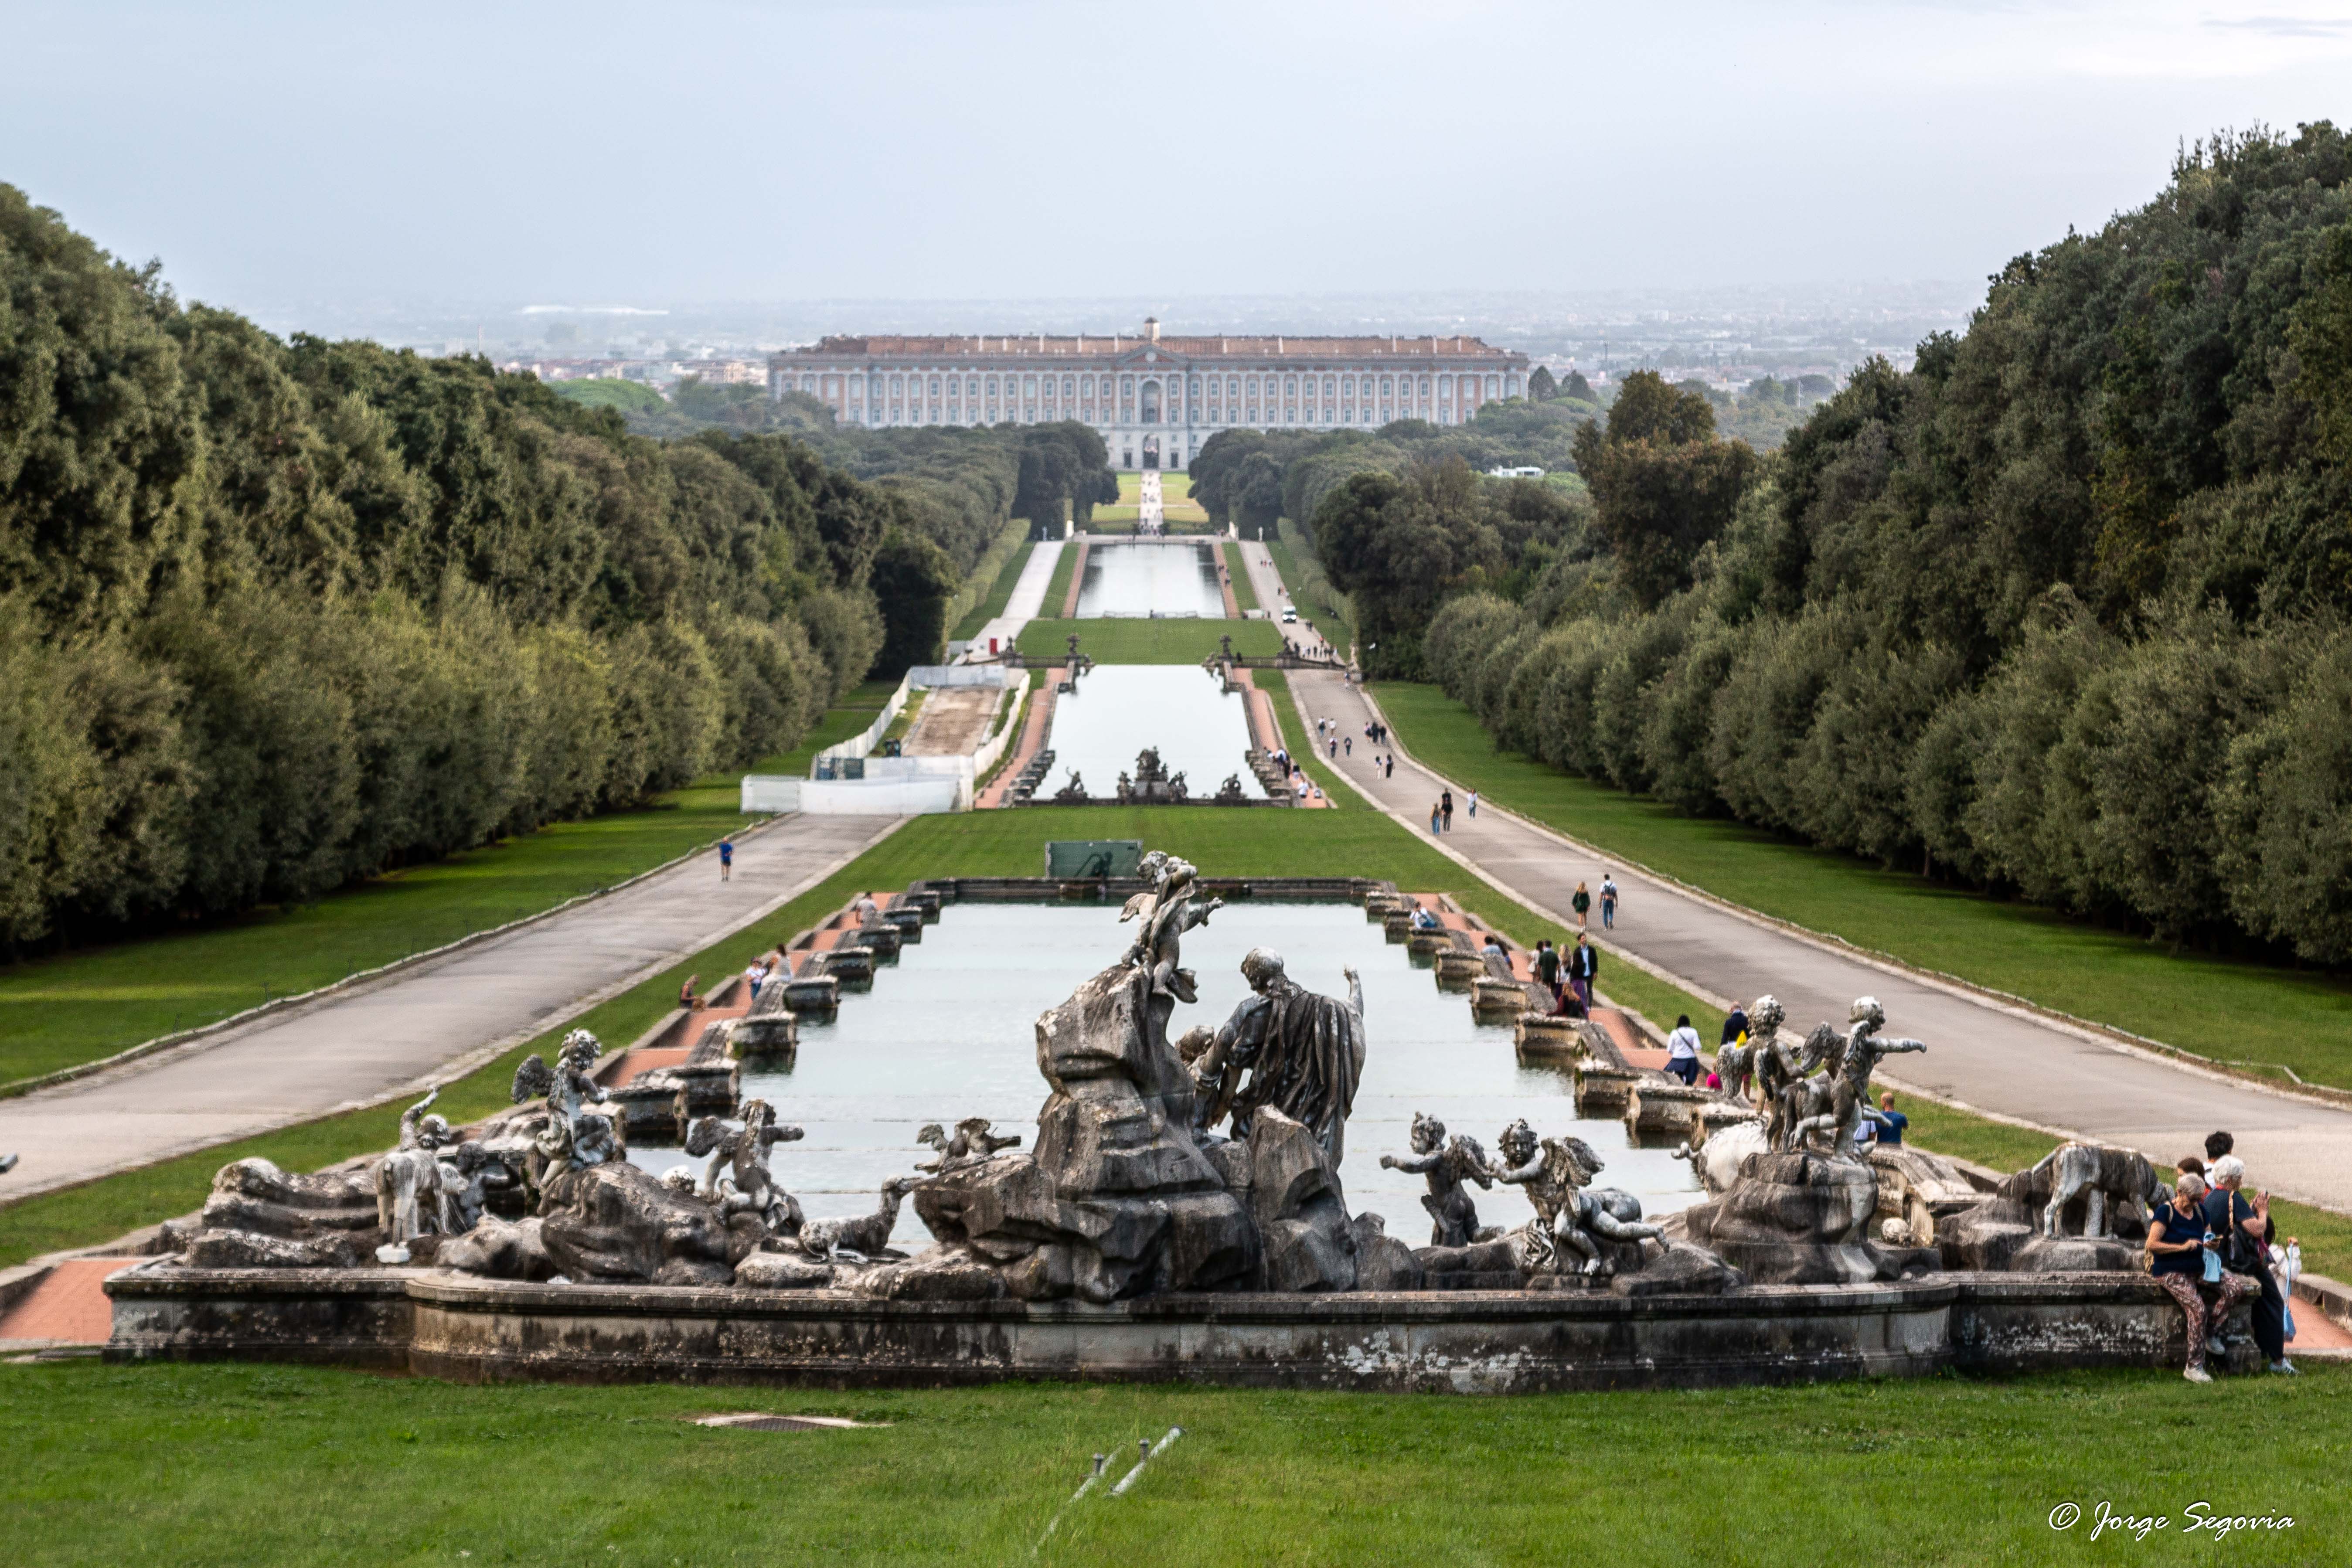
630, 900, 1700, 1247
1042, 664, 1264, 799
1075, 540, 1223, 618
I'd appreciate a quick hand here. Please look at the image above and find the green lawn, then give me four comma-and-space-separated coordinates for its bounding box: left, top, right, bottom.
8, 1360, 2344, 1565
1017, 619, 1281, 664
1265, 529, 1352, 655
0, 789, 756, 1093
1223, 543, 1259, 612
1372, 682, 2352, 1092
950, 538, 1036, 640
1042, 539, 1081, 616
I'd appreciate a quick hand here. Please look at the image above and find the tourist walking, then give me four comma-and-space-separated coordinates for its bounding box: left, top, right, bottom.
1567, 933, 1598, 1014
1720, 1001, 1750, 1049
1534, 940, 1561, 1011
1344, 736, 1351, 757
2206, 1156, 2294, 1373
1384, 755, 1394, 779
1429, 801, 1442, 834
1440, 790, 1453, 832
718, 837, 734, 882
1467, 789, 1478, 819
1600, 874, 1619, 929
1664, 1014, 1702, 1086
1572, 881, 1591, 929
2147, 1171, 2255, 1383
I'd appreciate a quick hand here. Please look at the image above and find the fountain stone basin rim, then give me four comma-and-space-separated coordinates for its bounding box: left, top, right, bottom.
106, 1265, 2185, 1391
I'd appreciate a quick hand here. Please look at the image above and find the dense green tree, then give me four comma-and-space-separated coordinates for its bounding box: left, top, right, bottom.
867, 529, 959, 678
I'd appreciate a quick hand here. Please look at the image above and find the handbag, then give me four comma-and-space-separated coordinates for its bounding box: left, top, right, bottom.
2201, 1239, 2223, 1283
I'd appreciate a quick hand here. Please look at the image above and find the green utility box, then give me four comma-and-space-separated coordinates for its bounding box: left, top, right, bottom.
1044, 840, 1144, 879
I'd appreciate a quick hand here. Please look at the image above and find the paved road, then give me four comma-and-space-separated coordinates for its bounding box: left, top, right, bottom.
1271, 667, 2352, 1213
0, 813, 905, 1200
967, 539, 1061, 657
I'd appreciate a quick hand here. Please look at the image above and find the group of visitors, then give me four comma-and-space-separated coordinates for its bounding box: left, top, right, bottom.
2149, 1131, 2302, 1383
1529, 934, 1600, 1018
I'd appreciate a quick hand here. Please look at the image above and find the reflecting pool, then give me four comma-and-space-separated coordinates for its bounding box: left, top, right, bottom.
631, 901, 1701, 1248
1046, 664, 1263, 798
1075, 540, 1223, 618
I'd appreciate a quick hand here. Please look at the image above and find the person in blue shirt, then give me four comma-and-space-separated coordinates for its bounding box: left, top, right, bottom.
718, 837, 734, 883
2147, 1171, 2254, 1384
1870, 1092, 1909, 1147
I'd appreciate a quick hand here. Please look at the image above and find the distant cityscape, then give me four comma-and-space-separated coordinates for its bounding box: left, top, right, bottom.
257, 284, 1977, 404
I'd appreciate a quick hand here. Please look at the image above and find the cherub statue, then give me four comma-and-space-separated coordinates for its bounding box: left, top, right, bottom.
1790, 997, 1926, 1160
1118, 850, 1223, 1003
1768, 1015, 1846, 1152
511, 1030, 618, 1189
1488, 1118, 1662, 1279
683, 1099, 805, 1234
1380, 1112, 1496, 1247
1726, 993, 1794, 1111
376, 1086, 456, 1248
913, 1117, 1023, 1173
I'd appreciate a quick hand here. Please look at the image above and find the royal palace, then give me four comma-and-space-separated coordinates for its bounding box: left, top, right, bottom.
767, 318, 1528, 469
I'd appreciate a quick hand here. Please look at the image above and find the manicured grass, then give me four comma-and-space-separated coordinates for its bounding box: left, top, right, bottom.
0, 793, 756, 1092
1041, 537, 1081, 615
1223, 542, 1259, 612
1016, 619, 1282, 664
950, 537, 1036, 640
9, 1360, 2346, 1565
1265, 529, 1352, 654
1372, 682, 2352, 1091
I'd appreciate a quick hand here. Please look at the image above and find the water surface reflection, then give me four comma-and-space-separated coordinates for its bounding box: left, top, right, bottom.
632, 901, 1699, 1247
1075, 540, 1222, 618
1046, 665, 1263, 799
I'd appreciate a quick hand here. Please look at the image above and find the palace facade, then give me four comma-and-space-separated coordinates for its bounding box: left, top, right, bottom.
768, 319, 1528, 469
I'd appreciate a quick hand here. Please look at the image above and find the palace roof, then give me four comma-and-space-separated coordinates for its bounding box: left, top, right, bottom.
775, 333, 1517, 361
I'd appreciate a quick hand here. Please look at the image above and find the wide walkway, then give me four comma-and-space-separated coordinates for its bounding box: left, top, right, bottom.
966, 539, 1061, 659
0, 813, 905, 1199
1237, 541, 1340, 661
1280, 666, 2352, 1211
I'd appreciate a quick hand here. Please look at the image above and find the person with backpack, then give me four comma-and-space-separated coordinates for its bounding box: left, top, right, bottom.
2147, 1170, 2256, 1384
1600, 874, 1619, 929
2206, 1155, 2295, 1374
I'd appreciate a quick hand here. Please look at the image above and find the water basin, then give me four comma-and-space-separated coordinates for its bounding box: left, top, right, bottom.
1075, 540, 1223, 618
1045, 664, 1263, 799
631, 901, 1699, 1248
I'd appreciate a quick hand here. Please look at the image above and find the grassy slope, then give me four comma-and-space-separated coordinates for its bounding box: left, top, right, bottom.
1265, 529, 1352, 653
949, 538, 1036, 640
1016, 619, 1282, 663
8, 1361, 2345, 1565
1223, 542, 1259, 612
1040, 540, 1081, 616
744, 680, 898, 776
0, 789, 756, 1091
1369, 683, 2352, 1091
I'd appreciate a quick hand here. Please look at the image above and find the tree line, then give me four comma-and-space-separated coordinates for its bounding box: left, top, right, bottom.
1395, 125, 2352, 963
0, 186, 1109, 952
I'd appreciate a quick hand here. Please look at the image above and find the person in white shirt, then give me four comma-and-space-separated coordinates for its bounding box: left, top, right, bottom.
1664, 1014, 1703, 1085
744, 961, 767, 1000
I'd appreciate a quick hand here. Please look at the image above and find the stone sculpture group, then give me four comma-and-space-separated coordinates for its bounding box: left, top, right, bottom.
153, 853, 2189, 1319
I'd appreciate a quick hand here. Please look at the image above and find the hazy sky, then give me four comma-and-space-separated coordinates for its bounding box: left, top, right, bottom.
7, 0, 2349, 315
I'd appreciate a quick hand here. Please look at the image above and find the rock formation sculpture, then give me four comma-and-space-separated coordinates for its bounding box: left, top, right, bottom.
1934, 1142, 2163, 1272
1380, 1112, 1496, 1247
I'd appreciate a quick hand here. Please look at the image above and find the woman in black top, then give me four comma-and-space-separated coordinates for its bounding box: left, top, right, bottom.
2146, 1173, 2253, 1383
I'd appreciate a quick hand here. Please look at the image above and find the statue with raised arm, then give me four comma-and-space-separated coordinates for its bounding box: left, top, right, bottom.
683, 1099, 805, 1236
1792, 997, 1926, 1161
1381, 1112, 1495, 1246
376, 1086, 456, 1248
1191, 947, 1365, 1160
511, 1030, 619, 1196
1118, 851, 1223, 1003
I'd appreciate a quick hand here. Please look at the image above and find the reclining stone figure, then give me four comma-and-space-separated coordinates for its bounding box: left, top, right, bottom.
1380, 1112, 1496, 1247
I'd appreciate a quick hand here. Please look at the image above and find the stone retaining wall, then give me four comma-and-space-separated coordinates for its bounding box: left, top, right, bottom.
105, 1266, 2189, 1393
